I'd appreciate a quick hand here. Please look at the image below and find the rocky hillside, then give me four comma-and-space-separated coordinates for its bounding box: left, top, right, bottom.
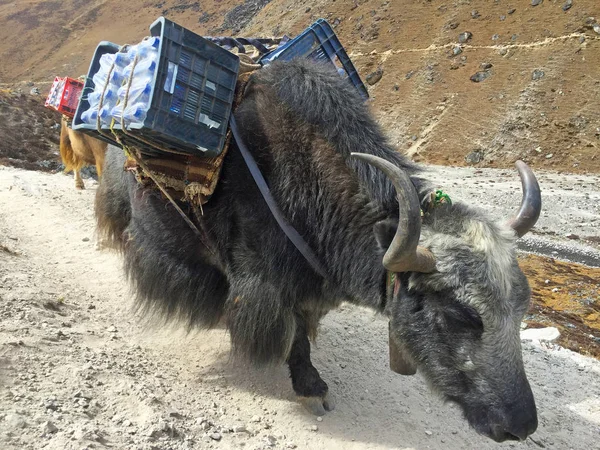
0, 0, 599, 173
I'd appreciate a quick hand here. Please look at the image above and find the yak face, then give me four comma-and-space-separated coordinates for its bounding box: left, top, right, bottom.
377, 205, 538, 442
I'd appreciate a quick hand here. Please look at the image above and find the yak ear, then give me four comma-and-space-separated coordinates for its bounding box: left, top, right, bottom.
374, 219, 398, 250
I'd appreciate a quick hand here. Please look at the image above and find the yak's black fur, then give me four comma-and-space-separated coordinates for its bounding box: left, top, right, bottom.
96, 59, 538, 440
98, 60, 424, 364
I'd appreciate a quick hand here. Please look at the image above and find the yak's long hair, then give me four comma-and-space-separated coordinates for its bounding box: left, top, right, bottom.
96, 60, 426, 364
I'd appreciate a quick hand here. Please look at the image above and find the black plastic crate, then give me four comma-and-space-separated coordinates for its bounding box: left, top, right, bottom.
260, 19, 368, 100
74, 17, 240, 158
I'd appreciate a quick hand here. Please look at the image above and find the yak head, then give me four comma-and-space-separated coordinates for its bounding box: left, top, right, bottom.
353, 154, 541, 443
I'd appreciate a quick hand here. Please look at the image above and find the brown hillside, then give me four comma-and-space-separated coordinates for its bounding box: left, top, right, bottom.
0, 0, 598, 173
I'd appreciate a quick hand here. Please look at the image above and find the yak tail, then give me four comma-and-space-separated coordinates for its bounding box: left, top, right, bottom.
59, 118, 84, 173
94, 146, 132, 250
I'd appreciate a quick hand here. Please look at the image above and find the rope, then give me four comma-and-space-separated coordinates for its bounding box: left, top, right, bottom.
124, 146, 204, 236
101, 50, 213, 251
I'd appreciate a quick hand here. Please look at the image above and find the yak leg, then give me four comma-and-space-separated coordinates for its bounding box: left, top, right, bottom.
288, 316, 334, 416
74, 169, 85, 190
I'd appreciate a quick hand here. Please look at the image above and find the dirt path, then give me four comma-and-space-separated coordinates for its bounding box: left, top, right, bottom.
1, 165, 599, 450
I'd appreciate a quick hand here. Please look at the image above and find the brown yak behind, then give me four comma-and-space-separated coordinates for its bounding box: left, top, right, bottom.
59, 117, 107, 189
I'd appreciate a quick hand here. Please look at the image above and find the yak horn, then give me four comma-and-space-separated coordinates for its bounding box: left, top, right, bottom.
350, 153, 436, 273
508, 160, 542, 238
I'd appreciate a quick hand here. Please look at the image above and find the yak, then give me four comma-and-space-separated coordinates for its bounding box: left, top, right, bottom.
96, 59, 541, 442
59, 116, 107, 189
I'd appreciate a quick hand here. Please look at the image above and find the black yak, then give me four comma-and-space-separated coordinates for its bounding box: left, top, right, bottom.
96, 59, 541, 442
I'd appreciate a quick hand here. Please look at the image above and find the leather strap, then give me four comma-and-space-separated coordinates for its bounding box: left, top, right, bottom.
229, 115, 329, 280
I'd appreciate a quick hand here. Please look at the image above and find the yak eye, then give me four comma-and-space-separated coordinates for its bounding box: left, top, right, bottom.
446, 304, 484, 332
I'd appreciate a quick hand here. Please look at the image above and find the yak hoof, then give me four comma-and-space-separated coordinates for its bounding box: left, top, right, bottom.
75, 182, 85, 190
299, 393, 335, 416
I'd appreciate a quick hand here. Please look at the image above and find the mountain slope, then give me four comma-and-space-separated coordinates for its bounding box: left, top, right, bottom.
0, 0, 599, 172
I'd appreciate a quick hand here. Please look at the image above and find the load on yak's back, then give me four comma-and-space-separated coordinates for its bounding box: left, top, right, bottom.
51, 16, 543, 444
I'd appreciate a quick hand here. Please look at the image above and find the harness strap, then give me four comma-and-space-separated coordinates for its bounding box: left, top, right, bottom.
229, 115, 330, 280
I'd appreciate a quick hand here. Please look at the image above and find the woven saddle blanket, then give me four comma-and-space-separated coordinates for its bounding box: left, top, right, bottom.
124, 71, 254, 205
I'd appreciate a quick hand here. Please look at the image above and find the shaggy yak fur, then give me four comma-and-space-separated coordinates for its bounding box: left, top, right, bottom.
96, 60, 538, 442
60, 117, 107, 189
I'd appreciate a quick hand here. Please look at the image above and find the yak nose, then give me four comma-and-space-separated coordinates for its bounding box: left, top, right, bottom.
499, 394, 538, 441
502, 408, 538, 441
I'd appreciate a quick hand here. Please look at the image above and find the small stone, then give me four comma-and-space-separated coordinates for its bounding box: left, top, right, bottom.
545, 153, 553, 159
305, 7, 311, 13
500, 15, 506, 21
310, 425, 318, 432
82, 237, 90, 242
492, 34, 500, 40
425, 430, 433, 436
107, 325, 117, 333
30, 87, 40, 95
366, 67, 383, 86
265, 435, 278, 445
565, 233, 580, 240
480, 62, 493, 70
508, 8, 517, 14
210, 432, 222, 441
250, 415, 262, 423
6, 413, 27, 429
451, 45, 463, 56
471, 10, 480, 19
233, 425, 247, 433
458, 32, 472, 43
405, 70, 415, 79
520, 327, 560, 342
552, 287, 560, 293
532, 69, 545, 81
316, 416, 323, 422
286, 444, 298, 449
531, 0, 543, 6
470, 71, 490, 82
593, 24, 600, 35
562, 0, 573, 11
42, 421, 58, 434
465, 150, 484, 164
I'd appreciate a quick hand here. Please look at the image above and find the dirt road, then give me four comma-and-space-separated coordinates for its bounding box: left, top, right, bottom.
1, 165, 599, 450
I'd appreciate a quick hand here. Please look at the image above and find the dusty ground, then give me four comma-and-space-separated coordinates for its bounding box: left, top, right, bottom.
1, 165, 599, 450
